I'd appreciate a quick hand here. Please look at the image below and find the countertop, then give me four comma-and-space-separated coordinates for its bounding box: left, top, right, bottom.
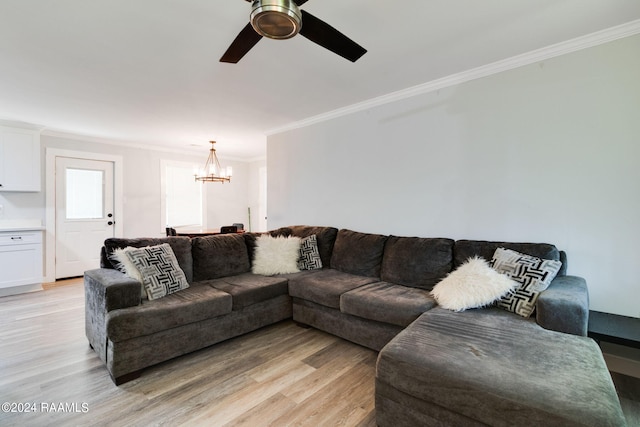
0, 219, 45, 232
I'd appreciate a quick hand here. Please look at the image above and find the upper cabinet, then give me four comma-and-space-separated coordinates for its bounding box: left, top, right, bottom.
0, 126, 41, 192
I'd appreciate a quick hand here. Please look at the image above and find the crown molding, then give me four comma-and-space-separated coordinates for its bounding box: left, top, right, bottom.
40, 129, 251, 162
0, 118, 46, 131
42, 129, 195, 154
266, 19, 640, 136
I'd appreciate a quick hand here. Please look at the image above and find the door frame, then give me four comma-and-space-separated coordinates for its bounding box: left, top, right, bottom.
45, 148, 123, 283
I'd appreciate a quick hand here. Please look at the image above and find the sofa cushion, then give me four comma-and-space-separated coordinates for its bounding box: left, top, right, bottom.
206, 273, 289, 310
288, 269, 378, 309
431, 256, 517, 312
103, 237, 193, 283
192, 234, 251, 281
330, 229, 388, 278
274, 269, 320, 281
252, 235, 301, 275
341, 281, 436, 327
454, 240, 560, 272
376, 307, 626, 427
381, 236, 454, 290
106, 283, 232, 341
125, 244, 190, 300
492, 248, 563, 318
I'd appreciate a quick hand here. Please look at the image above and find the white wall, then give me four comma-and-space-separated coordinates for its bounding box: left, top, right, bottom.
267, 34, 640, 318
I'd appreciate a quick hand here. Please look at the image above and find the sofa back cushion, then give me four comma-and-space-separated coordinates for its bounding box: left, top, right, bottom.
330, 229, 388, 278
454, 240, 565, 276
102, 237, 194, 283
381, 236, 455, 290
192, 234, 251, 281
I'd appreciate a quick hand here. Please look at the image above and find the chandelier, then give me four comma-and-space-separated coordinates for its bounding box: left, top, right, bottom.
194, 141, 232, 183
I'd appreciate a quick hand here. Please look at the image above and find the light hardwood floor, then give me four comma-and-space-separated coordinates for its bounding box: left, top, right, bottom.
1, 280, 639, 426
0, 279, 377, 427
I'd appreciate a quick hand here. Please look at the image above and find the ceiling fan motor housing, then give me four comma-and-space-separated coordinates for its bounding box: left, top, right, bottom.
250, 0, 302, 39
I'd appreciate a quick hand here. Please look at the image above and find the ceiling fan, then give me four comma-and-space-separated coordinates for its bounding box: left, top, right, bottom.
220, 0, 367, 64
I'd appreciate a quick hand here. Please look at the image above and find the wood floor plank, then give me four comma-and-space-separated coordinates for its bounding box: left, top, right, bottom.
283, 347, 374, 404
270, 361, 376, 427
222, 392, 297, 427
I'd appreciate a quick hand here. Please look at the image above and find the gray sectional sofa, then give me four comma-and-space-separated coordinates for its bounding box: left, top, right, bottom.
84, 225, 626, 426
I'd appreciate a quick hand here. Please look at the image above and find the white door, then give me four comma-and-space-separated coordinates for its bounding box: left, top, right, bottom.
55, 157, 115, 279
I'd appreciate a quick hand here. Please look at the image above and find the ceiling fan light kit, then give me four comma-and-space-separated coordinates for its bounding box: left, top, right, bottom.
250, 0, 302, 39
220, 0, 366, 64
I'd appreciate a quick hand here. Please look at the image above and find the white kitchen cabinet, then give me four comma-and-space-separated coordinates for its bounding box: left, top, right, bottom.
0, 126, 41, 192
0, 230, 43, 289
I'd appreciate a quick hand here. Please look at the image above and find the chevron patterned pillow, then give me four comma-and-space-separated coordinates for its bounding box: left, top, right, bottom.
492, 247, 562, 317
297, 234, 323, 270
125, 243, 190, 300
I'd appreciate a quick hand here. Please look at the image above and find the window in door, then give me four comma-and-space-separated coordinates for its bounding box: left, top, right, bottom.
65, 168, 104, 219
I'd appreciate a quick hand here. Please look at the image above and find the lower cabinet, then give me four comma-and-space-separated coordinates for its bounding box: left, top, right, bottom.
0, 231, 43, 289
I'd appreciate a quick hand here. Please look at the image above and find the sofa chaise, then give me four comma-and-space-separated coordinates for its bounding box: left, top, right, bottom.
84, 225, 626, 426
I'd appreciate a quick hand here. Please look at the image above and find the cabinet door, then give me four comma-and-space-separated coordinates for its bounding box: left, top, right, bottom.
0, 127, 41, 192
0, 232, 43, 288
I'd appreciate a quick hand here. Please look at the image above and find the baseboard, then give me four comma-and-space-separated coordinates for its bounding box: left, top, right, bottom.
0, 283, 43, 297
601, 342, 640, 378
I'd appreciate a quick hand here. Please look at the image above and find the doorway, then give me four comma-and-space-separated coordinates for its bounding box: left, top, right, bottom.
55, 157, 114, 279
45, 149, 123, 282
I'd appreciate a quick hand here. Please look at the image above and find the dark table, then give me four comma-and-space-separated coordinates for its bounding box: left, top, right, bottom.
173, 228, 245, 238
588, 310, 640, 349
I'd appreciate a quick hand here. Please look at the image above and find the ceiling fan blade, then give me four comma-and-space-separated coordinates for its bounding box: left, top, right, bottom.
220, 22, 263, 63
298, 10, 366, 62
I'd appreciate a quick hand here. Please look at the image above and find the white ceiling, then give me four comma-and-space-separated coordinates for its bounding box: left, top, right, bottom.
1, 1, 640, 159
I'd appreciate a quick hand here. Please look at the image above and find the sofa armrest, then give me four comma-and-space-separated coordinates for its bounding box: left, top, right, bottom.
85, 268, 141, 312
536, 275, 589, 336
84, 268, 141, 365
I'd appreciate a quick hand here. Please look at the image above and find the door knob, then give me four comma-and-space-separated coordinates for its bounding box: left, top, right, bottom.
108, 221, 114, 226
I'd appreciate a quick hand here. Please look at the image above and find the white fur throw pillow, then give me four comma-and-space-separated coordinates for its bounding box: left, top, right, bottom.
252, 235, 302, 276
431, 256, 517, 312
111, 246, 146, 298
111, 247, 142, 280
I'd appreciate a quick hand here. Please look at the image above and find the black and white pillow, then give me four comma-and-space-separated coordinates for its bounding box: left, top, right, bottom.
492, 247, 562, 318
125, 243, 189, 300
297, 234, 323, 270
